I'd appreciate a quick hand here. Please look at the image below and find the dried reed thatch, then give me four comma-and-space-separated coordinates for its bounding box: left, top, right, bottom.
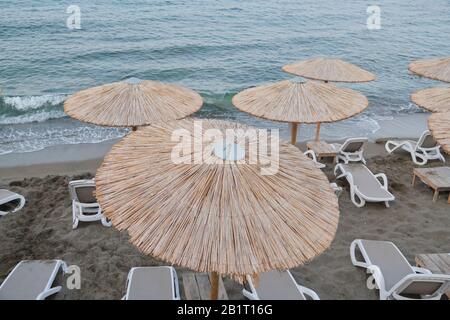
428, 112, 450, 154
411, 87, 450, 113
64, 78, 203, 127
232, 80, 368, 123
282, 58, 375, 83
95, 119, 339, 282
409, 57, 450, 83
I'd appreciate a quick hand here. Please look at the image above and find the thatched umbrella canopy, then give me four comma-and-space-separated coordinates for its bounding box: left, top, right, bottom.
411, 87, 450, 113
282, 58, 375, 83
64, 78, 203, 130
428, 112, 450, 154
232, 80, 369, 144
95, 119, 339, 298
409, 57, 450, 83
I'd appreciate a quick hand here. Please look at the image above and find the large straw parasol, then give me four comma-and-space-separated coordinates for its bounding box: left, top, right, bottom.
232, 80, 369, 144
95, 118, 339, 299
411, 87, 450, 113
409, 57, 450, 83
428, 112, 450, 154
64, 78, 203, 130
282, 58, 376, 83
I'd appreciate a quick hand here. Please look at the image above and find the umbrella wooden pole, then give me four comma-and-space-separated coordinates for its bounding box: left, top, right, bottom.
290, 123, 298, 145
315, 123, 321, 141
210, 272, 219, 300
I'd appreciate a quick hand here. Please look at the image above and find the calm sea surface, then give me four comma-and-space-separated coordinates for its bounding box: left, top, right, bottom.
1, 0, 450, 154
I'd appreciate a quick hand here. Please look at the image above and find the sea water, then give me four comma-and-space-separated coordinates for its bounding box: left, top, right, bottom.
1, 0, 449, 154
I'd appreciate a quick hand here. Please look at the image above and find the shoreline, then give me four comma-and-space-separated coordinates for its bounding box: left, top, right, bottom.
0, 113, 429, 181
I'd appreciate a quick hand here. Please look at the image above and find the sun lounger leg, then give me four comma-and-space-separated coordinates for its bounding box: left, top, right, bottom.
37, 286, 62, 300
72, 202, 79, 229
298, 285, 320, 300
101, 217, 112, 227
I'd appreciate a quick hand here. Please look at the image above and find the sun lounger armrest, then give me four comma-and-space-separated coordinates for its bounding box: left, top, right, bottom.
36, 286, 62, 300
171, 268, 181, 300
411, 266, 432, 274
374, 173, 388, 189
297, 285, 320, 300
367, 265, 387, 297
334, 164, 351, 182
36, 260, 67, 300
304, 150, 318, 162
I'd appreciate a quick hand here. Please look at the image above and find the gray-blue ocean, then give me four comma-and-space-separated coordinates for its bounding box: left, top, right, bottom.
1, 0, 450, 155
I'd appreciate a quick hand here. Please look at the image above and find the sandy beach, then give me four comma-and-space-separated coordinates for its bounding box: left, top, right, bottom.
1, 117, 449, 300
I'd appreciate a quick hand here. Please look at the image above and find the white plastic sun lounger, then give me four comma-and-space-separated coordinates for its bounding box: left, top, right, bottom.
0, 260, 67, 300
242, 270, 320, 300
332, 138, 368, 164
0, 189, 25, 216
69, 179, 111, 229
123, 266, 180, 300
385, 130, 445, 165
334, 163, 395, 207
350, 239, 450, 300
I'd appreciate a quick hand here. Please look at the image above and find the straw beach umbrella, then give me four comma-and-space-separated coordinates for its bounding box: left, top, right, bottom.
411, 87, 450, 113
95, 119, 339, 299
282, 58, 374, 140
428, 112, 450, 154
64, 78, 203, 130
409, 57, 450, 83
232, 80, 369, 144
282, 57, 376, 83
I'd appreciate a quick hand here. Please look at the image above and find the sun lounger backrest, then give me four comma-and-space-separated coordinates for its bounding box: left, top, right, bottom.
419, 131, 437, 148
254, 270, 305, 300
400, 281, 444, 296
0, 199, 21, 212
345, 165, 390, 199
342, 139, 367, 152
69, 180, 97, 204
0, 260, 59, 300
127, 267, 176, 300
75, 186, 96, 204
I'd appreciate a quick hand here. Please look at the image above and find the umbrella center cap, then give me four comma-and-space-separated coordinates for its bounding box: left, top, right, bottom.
213, 140, 245, 161
125, 77, 143, 85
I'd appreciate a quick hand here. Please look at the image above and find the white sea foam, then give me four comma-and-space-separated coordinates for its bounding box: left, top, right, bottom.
0, 110, 66, 125
4, 95, 67, 111
0, 123, 128, 155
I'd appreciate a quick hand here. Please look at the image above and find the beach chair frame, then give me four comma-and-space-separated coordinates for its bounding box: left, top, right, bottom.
0, 260, 68, 300
334, 164, 395, 208
334, 138, 368, 164
350, 239, 450, 300
69, 179, 111, 229
385, 130, 445, 165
